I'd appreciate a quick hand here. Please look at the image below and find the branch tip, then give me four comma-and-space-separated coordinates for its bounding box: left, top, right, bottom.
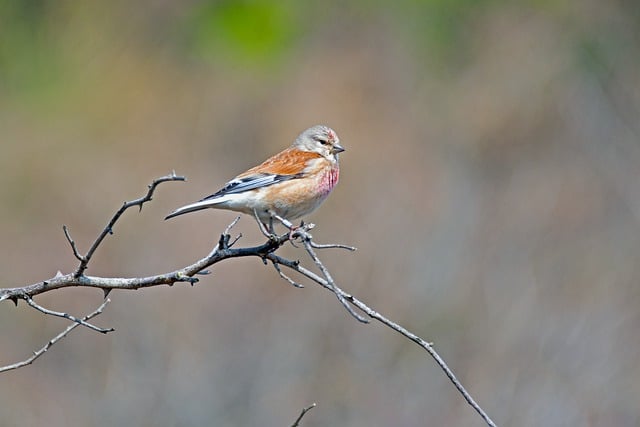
309, 241, 357, 251
290, 403, 317, 427
224, 216, 241, 235
228, 233, 242, 247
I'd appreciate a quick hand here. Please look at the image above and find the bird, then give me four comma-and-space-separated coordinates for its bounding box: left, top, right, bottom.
165, 125, 344, 230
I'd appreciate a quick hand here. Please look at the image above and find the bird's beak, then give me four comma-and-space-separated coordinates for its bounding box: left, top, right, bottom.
332, 143, 345, 154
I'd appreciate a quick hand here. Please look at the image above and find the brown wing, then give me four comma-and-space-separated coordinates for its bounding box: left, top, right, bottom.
238, 148, 323, 178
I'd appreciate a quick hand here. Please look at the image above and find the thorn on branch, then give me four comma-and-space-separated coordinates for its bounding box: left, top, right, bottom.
175, 272, 199, 286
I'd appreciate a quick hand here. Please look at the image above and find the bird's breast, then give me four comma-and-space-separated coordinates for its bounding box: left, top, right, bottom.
318, 166, 339, 197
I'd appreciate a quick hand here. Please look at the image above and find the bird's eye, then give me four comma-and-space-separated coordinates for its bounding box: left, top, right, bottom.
316, 137, 329, 145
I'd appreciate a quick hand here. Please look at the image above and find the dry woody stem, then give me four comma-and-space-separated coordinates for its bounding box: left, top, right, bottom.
0, 173, 497, 427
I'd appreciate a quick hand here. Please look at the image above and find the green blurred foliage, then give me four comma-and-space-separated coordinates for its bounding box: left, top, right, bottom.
0, 0, 64, 104
185, 0, 302, 66
0, 0, 514, 98
403, 0, 496, 68
2, 0, 636, 100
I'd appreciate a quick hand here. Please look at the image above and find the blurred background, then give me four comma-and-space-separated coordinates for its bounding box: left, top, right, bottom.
1, 0, 639, 425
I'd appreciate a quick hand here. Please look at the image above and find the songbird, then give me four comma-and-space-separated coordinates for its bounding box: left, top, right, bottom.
165, 125, 344, 228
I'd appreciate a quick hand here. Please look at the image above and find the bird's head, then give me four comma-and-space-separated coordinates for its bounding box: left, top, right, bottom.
294, 125, 344, 162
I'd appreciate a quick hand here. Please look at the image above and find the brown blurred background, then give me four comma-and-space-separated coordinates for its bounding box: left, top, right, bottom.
1, 1, 639, 425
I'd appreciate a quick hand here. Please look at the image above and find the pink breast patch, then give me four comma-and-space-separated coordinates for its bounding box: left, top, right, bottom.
319, 167, 339, 196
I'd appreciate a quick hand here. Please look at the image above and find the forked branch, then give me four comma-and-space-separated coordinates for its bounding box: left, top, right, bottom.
0, 298, 111, 373
0, 174, 497, 427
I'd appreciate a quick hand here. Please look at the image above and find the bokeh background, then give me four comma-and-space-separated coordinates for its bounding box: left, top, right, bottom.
1, 1, 639, 426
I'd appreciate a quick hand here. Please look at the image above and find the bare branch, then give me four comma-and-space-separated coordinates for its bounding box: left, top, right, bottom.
290, 403, 316, 427
0, 175, 497, 426
265, 255, 498, 427
0, 298, 111, 373
24, 296, 114, 334
0, 235, 283, 303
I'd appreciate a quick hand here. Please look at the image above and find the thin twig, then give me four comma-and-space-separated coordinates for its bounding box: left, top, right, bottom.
224, 216, 241, 235
290, 403, 316, 427
308, 241, 357, 251
24, 296, 114, 334
0, 298, 111, 373
223, 217, 243, 248
271, 260, 304, 288
347, 298, 497, 427
73, 172, 185, 277
62, 225, 85, 262
300, 235, 368, 323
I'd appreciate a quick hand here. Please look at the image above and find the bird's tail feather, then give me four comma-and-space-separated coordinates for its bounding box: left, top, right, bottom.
165, 198, 222, 220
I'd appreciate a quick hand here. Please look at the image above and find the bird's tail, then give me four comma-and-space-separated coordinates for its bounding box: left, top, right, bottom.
165, 198, 221, 220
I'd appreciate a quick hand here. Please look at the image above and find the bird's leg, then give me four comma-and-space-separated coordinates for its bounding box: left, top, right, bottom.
253, 209, 277, 241
269, 211, 305, 246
